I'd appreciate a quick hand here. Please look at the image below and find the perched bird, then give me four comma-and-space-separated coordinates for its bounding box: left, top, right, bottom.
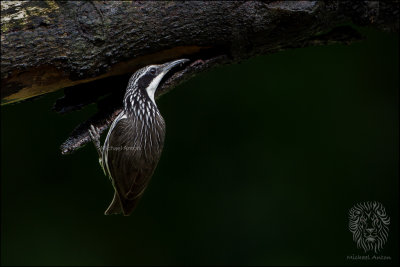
89, 59, 189, 215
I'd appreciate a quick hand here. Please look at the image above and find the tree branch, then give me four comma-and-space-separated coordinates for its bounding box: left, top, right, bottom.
1, 1, 398, 154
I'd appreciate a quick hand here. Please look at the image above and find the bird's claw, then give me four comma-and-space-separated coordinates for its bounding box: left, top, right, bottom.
89, 124, 101, 148
89, 124, 99, 140
190, 59, 205, 67
89, 124, 104, 171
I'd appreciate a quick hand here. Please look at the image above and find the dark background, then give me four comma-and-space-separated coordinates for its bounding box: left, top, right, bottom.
1, 27, 398, 266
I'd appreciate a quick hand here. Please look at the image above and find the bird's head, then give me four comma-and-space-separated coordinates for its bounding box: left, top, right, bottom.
125, 59, 189, 107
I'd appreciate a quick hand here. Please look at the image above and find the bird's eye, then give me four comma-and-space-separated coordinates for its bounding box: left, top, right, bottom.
149, 67, 156, 75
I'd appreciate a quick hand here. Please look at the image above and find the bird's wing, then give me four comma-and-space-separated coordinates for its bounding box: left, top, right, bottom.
105, 116, 163, 215
102, 111, 127, 181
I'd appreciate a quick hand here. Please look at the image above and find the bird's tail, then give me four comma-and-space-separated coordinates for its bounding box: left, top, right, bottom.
104, 192, 123, 215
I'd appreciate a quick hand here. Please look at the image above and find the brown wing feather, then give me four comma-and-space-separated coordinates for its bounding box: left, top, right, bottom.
105, 115, 165, 215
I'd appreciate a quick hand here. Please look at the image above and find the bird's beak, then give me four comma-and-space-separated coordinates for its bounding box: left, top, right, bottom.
161, 59, 190, 74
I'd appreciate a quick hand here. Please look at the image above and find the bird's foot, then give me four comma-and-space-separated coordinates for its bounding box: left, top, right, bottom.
190, 59, 205, 67
89, 124, 101, 150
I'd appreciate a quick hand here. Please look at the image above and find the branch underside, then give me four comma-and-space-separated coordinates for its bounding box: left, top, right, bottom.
1, 1, 398, 154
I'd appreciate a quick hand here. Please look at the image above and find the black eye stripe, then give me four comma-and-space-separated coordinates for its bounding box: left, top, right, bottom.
137, 73, 153, 89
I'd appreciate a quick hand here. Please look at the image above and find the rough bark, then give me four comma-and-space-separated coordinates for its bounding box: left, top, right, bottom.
1, 1, 398, 154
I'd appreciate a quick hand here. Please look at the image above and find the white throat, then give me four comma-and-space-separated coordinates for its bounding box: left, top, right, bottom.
146, 73, 165, 105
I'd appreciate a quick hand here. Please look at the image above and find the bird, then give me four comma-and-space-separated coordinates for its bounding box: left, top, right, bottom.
89, 59, 189, 215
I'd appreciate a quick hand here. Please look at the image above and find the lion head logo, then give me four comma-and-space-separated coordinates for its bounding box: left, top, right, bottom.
349, 201, 390, 253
